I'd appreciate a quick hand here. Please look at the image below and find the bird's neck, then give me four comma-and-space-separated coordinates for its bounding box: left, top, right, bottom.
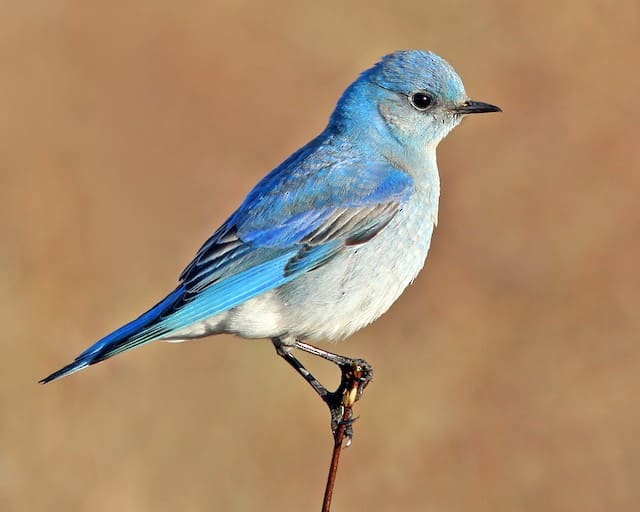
387, 141, 440, 183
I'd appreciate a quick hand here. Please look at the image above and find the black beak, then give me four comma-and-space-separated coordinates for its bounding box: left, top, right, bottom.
452, 100, 502, 114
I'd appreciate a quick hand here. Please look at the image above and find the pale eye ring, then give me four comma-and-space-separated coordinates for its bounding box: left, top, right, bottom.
409, 91, 433, 111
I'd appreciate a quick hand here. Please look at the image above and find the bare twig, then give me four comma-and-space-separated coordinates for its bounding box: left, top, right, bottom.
322, 406, 352, 512
321, 360, 372, 512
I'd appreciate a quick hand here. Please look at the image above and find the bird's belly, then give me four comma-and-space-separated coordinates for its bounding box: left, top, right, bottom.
277, 199, 436, 341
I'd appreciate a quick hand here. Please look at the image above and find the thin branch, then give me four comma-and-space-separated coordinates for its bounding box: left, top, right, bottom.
321, 360, 373, 512
322, 405, 353, 512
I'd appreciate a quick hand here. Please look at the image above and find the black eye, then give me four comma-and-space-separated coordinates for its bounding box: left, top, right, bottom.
410, 92, 433, 111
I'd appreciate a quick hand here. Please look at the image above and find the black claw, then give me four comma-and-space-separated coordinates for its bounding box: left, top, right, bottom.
339, 414, 359, 427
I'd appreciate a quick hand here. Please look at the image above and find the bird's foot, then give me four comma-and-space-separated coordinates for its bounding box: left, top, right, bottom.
324, 358, 373, 445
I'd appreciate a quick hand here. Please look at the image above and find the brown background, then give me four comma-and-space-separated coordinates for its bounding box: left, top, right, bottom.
2, 1, 639, 511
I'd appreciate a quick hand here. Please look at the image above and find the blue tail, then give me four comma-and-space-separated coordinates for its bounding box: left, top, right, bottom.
39, 286, 185, 384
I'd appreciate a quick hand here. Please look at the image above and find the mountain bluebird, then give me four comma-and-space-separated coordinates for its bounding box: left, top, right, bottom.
41, 50, 500, 424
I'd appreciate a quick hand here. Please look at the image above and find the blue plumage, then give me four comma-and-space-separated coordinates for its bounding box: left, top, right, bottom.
40, 286, 186, 382
40, 50, 500, 383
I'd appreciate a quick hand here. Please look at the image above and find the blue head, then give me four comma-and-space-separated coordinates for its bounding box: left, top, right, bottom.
329, 50, 500, 163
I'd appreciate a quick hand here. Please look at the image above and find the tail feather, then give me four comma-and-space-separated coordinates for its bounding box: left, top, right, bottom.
39, 286, 185, 384
38, 358, 93, 384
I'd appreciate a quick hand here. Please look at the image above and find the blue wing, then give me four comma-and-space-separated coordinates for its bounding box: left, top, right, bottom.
40, 159, 413, 383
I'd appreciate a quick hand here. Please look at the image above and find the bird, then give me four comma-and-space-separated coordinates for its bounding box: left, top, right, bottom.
41, 50, 500, 421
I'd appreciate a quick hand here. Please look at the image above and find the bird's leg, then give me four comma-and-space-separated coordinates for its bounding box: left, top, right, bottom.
272, 338, 373, 442
273, 340, 332, 400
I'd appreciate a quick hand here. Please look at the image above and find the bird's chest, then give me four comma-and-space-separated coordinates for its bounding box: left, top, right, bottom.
283, 178, 440, 340
344, 182, 439, 305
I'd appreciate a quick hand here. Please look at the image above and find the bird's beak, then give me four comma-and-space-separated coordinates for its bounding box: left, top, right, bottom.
451, 100, 502, 114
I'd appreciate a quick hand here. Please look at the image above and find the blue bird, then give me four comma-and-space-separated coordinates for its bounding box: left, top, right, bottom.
41, 50, 500, 425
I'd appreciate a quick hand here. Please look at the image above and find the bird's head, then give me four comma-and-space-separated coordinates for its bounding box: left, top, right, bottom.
329, 50, 500, 162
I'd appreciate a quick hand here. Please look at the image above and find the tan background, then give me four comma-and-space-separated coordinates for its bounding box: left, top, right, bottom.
2, 1, 639, 511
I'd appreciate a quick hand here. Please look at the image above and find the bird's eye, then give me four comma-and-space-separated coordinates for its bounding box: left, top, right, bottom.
409, 92, 433, 111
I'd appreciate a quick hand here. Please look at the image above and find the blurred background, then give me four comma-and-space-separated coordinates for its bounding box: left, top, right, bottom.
2, 1, 639, 511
